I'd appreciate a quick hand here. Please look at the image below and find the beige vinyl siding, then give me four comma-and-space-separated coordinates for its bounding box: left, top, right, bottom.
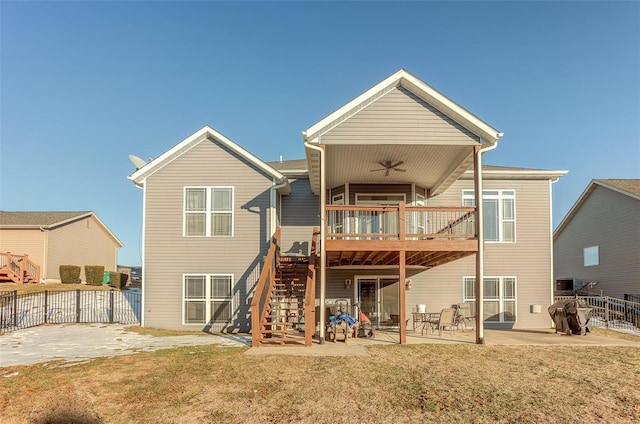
280, 178, 319, 256
554, 186, 640, 299
0, 229, 46, 278
143, 139, 273, 331
47, 217, 120, 281
427, 178, 554, 328
321, 86, 479, 145
323, 177, 554, 329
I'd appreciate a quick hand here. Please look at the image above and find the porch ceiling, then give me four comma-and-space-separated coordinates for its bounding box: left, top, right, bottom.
324, 144, 475, 195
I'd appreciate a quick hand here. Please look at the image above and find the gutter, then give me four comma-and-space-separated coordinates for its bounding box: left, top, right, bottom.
303, 140, 326, 344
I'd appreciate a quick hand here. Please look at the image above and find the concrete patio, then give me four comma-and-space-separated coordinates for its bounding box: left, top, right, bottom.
245, 327, 640, 357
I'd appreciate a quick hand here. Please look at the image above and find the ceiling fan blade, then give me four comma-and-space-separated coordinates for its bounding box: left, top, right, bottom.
370, 168, 386, 172
385, 169, 390, 177
395, 168, 407, 172
390, 161, 404, 169
377, 161, 389, 168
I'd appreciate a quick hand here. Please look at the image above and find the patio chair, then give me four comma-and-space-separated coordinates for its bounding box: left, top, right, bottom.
432, 308, 456, 337
454, 303, 475, 331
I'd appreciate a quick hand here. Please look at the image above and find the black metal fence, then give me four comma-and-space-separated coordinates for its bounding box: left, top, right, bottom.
0, 288, 141, 333
555, 295, 640, 332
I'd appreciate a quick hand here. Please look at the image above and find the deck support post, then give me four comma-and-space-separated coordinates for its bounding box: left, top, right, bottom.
399, 250, 406, 344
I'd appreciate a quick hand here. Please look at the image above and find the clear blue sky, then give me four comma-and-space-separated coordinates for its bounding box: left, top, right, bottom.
2, 1, 638, 266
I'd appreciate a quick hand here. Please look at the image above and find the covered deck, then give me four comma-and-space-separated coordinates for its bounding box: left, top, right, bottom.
325, 203, 477, 268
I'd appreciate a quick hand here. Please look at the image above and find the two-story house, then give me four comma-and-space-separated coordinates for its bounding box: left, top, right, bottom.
128, 69, 566, 346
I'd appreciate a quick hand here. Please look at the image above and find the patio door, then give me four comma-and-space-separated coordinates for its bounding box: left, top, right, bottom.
355, 194, 405, 237
356, 277, 400, 328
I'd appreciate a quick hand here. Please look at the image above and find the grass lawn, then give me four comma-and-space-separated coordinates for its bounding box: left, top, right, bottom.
1, 339, 639, 423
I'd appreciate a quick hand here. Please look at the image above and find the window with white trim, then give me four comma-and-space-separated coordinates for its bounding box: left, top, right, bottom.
463, 190, 515, 242
183, 274, 233, 325
184, 187, 233, 236
583, 246, 599, 267
463, 276, 516, 322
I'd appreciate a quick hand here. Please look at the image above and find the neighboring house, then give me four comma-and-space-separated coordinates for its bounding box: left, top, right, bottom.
0, 211, 123, 283
128, 69, 566, 344
554, 179, 640, 299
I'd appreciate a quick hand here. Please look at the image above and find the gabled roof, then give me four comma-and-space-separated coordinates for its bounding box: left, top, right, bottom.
267, 159, 309, 178
0, 211, 123, 247
554, 179, 640, 239
302, 68, 503, 145
128, 126, 290, 194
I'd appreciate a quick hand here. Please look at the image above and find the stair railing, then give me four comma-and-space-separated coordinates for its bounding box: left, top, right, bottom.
1, 253, 23, 284
304, 228, 320, 346
250, 228, 281, 347
23, 255, 41, 283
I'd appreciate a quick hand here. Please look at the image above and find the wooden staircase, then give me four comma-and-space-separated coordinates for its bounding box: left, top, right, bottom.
0, 252, 40, 284
260, 256, 310, 345
251, 228, 318, 347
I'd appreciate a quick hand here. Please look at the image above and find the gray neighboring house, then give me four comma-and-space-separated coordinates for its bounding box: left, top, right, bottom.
0, 211, 123, 283
553, 179, 640, 299
128, 69, 567, 343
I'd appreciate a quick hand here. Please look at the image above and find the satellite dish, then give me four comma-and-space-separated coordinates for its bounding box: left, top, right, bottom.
129, 154, 147, 170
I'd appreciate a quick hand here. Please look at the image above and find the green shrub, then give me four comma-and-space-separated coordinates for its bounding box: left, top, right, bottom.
108, 271, 122, 289
59, 265, 81, 284
84, 265, 105, 286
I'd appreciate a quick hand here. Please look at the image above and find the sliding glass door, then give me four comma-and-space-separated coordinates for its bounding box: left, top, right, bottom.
356, 276, 400, 328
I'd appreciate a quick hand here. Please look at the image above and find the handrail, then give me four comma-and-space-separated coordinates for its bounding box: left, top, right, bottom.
325, 204, 476, 241
250, 228, 281, 347
304, 227, 319, 346
1, 252, 40, 284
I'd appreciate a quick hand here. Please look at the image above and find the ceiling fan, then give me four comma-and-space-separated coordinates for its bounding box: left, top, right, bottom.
370, 161, 406, 177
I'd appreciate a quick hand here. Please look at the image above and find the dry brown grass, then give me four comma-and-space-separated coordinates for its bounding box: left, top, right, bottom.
1, 342, 639, 423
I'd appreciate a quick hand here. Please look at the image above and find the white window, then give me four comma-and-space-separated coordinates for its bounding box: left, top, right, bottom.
463, 276, 517, 323
184, 187, 233, 237
183, 274, 233, 325
584, 246, 599, 267
463, 190, 515, 242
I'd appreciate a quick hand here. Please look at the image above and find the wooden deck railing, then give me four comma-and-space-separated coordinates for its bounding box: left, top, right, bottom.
0, 252, 41, 284
326, 204, 476, 241
250, 228, 281, 347
304, 228, 319, 346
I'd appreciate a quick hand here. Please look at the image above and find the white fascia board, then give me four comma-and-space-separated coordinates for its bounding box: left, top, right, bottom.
400, 73, 502, 143
128, 126, 287, 185
303, 70, 406, 142
461, 169, 569, 180
303, 69, 502, 144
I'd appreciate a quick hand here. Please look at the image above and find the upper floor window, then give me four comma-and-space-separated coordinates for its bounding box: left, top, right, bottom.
584, 246, 599, 267
463, 190, 515, 243
184, 187, 234, 237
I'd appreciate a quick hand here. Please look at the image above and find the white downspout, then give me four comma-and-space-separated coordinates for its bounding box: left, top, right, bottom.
549, 177, 561, 319
474, 137, 501, 345
270, 177, 288, 239
304, 140, 326, 343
